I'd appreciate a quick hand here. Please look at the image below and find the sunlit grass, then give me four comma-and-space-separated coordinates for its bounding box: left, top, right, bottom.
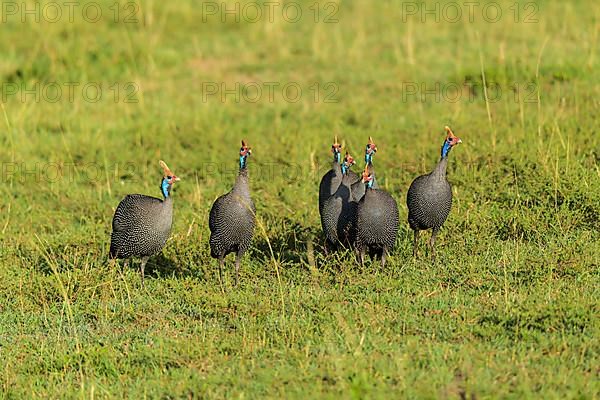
0, 0, 598, 398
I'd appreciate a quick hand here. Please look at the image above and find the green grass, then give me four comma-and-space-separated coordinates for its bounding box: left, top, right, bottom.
0, 0, 599, 398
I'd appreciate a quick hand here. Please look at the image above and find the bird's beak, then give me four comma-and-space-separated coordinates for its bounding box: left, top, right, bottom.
457, 139, 462, 144
174, 176, 181, 181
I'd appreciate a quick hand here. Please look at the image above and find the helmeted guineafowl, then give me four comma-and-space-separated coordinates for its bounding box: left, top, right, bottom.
209, 140, 256, 285
318, 136, 343, 216
354, 165, 399, 268
321, 151, 356, 251
110, 160, 180, 285
318, 137, 359, 216
351, 136, 379, 202
407, 126, 462, 259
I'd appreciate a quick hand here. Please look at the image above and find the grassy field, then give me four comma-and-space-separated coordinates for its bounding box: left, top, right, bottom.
0, 0, 599, 398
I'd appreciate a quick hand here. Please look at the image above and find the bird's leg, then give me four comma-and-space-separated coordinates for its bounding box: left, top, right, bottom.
381, 250, 387, 270
234, 251, 242, 286
412, 230, 420, 258
359, 248, 365, 268
429, 229, 439, 261
325, 240, 337, 256
140, 256, 149, 287
218, 257, 224, 286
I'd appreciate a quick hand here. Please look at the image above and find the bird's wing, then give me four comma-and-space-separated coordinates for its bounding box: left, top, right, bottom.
112, 194, 162, 232
208, 193, 228, 231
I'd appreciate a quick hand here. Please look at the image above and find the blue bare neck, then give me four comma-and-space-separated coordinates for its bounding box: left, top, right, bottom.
161, 178, 171, 198
239, 155, 248, 170
441, 141, 452, 158
365, 149, 373, 164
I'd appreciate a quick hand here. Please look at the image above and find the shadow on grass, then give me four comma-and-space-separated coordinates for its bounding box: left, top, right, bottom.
22, 240, 196, 283
252, 219, 321, 266
142, 253, 188, 280
250, 218, 367, 278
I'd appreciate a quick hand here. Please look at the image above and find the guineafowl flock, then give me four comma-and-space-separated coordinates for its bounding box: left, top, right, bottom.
110, 127, 462, 285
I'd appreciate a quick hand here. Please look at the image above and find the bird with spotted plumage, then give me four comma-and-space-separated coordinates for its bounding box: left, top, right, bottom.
321, 151, 356, 251
318, 137, 358, 216
110, 160, 180, 286
354, 164, 399, 268
209, 140, 256, 285
406, 126, 462, 259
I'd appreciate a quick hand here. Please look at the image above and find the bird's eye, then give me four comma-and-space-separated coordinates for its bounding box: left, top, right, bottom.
167, 176, 172, 179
